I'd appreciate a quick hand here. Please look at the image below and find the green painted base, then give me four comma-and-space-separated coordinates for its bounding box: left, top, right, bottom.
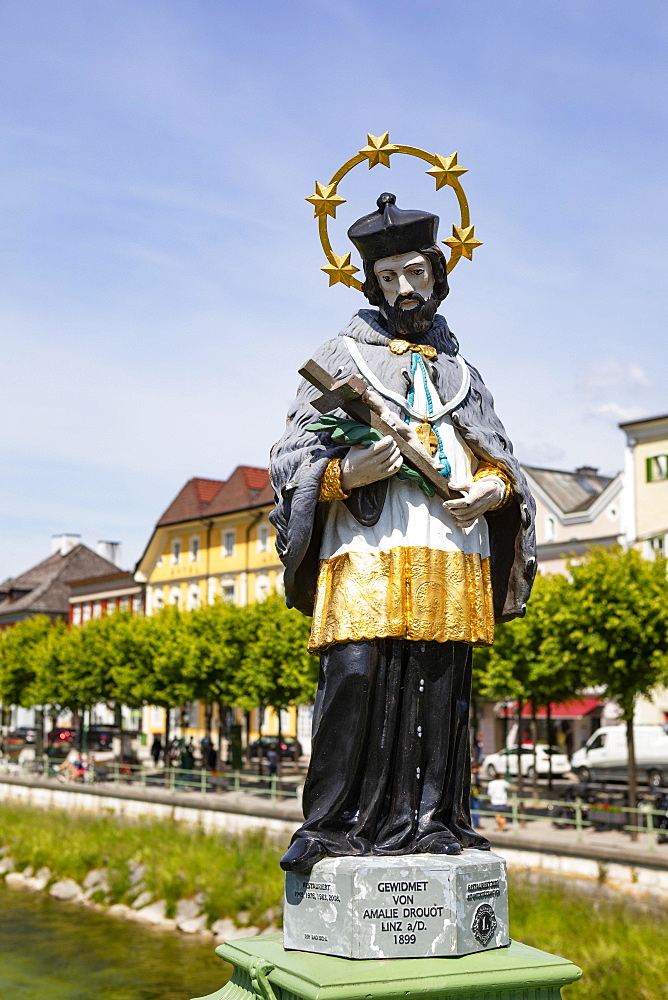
193, 932, 581, 1000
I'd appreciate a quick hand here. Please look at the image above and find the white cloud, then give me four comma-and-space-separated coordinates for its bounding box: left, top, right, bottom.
589, 403, 645, 424
585, 359, 653, 389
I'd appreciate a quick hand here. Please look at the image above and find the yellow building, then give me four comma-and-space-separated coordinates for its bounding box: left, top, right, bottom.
135, 467, 310, 752
619, 414, 668, 728
135, 466, 283, 612
620, 413, 668, 560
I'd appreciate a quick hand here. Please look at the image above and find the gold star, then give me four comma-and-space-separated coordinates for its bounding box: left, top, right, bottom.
426, 152, 468, 190
359, 132, 398, 168
305, 181, 346, 219
443, 224, 484, 261
321, 253, 360, 287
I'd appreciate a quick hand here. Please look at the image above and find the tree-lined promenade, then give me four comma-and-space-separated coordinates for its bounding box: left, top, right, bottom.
0, 594, 316, 756
1, 548, 667, 808
474, 547, 668, 822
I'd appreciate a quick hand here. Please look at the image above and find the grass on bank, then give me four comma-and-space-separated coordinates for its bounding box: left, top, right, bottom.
510, 874, 668, 1000
0, 802, 284, 927
2, 803, 668, 998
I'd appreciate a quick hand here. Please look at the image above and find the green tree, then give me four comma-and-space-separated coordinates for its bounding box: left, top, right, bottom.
555, 547, 668, 828
143, 607, 196, 754
0, 616, 53, 711
233, 595, 316, 772
480, 573, 586, 796
183, 600, 248, 754
110, 613, 156, 710
0, 616, 60, 754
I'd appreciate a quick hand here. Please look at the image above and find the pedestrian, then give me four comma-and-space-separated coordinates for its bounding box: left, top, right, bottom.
473, 731, 485, 763
487, 774, 511, 833
179, 744, 195, 789
150, 734, 162, 766
470, 763, 482, 828
267, 745, 278, 777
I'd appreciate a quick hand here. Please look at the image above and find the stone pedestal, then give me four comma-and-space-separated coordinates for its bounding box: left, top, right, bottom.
283, 852, 509, 959
193, 931, 582, 1000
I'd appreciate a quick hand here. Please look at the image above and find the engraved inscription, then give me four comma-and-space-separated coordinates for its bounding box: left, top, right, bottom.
293, 879, 341, 902
363, 878, 446, 947
466, 879, 500, 900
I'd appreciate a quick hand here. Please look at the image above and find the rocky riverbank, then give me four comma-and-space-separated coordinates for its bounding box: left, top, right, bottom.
0, 802, 284, 942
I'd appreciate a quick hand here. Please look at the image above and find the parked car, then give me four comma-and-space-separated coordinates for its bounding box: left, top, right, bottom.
482, 743, 571, 779
570, 725, 668, 787
249, 736, 303, 761
47, 727, 78, 748
46, 726, 118, 753
11, 727, 36, 744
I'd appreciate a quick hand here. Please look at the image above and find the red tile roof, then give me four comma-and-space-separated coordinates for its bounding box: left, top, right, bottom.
206, 467, 272, 516
156, 478, 226, 527
155, 468, 272, 527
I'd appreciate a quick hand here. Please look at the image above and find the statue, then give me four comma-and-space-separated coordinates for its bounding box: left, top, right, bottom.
270, 136, 536, 875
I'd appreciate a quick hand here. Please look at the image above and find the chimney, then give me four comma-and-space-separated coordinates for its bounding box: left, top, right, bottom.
97, 540, 122, 566
51, 534, 81, 557
575, 465, 598, 477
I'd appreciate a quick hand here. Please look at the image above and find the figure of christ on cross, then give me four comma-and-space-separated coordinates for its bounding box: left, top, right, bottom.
270, 193, 536, 873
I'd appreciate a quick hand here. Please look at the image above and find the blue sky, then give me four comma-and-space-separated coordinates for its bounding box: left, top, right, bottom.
1, 0, 667, 579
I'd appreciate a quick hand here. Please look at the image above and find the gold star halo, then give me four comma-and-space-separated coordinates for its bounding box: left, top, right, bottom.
359, 132, 398, 168
309, 132, 481, 289
425, 152, 468, 191
321, 253, 360, 288
443, 225, 484, 261
305, 181, 346, 219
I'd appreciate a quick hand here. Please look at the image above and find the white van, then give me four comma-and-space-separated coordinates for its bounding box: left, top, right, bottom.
571, 725, 668, 787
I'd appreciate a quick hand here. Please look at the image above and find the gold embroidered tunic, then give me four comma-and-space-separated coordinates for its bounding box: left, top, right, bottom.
309, 350, 508, 652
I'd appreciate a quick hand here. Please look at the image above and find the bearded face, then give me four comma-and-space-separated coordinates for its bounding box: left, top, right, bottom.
381, 290, 440, 338
371, 251, 439, 339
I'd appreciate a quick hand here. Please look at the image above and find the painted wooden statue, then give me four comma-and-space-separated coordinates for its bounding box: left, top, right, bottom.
270, 136, 536, 873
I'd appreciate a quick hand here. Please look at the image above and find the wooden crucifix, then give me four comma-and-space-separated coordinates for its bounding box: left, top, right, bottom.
298, 358, 456, 501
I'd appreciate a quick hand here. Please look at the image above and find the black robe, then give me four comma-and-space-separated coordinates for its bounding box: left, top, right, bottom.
269, 310, 536, 854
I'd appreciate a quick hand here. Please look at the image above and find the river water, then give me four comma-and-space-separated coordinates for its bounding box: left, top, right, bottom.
0, 882, 230, 1000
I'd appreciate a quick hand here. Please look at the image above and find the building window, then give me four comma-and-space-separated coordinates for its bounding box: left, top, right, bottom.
170, 586, 181, 607
545, 515, 556, 543
132, 595, 143, 614
171, 539, 181, 566
72, 605, 82, 626
93, 601, 102, 620
646, 535, 666, 561
120, 597, 130, 612
82, 603, 91, 623
255, 574, 271, 602
222, 530, 235, 557
190, 536, 200, 563
646, 455, 668, 482
223, 584, 235, 603
257, 524, 270, 553
187, 584, 201, 611
107, 598, 117, 614
152, 590, 164, 612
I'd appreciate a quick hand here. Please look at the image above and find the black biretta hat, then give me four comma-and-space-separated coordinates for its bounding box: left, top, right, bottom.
347, 193, 439, 262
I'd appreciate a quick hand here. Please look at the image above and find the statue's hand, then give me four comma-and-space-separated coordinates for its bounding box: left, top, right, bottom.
340, 436, 403, 491
392, 420, 443, 470
364, 390, 440, 470
442, 478, 505, 527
